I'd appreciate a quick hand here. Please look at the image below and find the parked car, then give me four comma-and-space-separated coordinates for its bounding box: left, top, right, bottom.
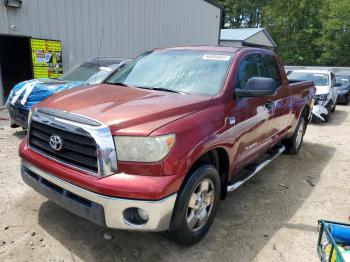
288, 70, 337, 122
19, 46, 315, 245
335, 75, 350, 105
7, 57, 129, 128
285, 69, 293, 75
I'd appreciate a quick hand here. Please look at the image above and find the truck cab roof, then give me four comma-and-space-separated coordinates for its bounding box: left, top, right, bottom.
154, 45, 270, 54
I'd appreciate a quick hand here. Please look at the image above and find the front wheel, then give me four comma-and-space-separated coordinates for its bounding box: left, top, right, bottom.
168, 165, 221, 245
283, 117, 306, 154
330, 101, 336, 112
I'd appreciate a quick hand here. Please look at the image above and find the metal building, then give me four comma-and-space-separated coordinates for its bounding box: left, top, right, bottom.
0, 0, 221, 104
220, 28, 277, 49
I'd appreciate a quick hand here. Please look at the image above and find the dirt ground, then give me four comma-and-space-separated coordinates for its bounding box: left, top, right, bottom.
0, 105, 349, 262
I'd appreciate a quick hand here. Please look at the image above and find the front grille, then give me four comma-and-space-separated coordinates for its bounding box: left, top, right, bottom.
315, 95, 328, 100
29, 120, 98, 173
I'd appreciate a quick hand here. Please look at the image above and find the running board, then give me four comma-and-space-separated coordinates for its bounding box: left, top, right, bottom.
227, 145, 286, 192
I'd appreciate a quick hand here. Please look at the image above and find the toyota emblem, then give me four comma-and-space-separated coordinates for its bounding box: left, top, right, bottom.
49, 135, 63, 151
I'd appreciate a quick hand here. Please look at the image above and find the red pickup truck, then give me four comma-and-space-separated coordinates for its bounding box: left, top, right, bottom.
19, 46, 315, 245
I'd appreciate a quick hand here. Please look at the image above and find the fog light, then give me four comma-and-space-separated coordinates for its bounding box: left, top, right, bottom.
137, 208, 149, 221
123, 207, 149, 226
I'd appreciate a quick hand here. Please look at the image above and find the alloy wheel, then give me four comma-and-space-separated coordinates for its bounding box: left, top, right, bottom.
186, 179, 215, 232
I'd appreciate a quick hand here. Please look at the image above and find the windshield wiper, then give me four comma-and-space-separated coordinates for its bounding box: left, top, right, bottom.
107, 82, 189, 94
145, 87, 189, 94
108, 82, 133, 87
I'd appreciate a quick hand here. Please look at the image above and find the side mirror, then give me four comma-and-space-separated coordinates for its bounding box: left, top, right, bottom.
235, 77, 277, 98
334, 83, 342, 87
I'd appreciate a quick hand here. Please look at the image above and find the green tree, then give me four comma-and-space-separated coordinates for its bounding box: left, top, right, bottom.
218, 0, 350, 66
217, 0, 267, 28
262, 0, 324, 65
316, 0, 350, 66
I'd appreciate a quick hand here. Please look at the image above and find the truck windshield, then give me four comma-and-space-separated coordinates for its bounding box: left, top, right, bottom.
288, 72, 329, 86
108, 50, 233, 96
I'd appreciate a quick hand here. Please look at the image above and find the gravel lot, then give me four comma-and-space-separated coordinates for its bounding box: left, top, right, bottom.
0, 105, 349, 262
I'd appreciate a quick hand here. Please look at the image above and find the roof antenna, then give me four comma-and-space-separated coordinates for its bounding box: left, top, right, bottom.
98, 28, 104, 64
94, 28, 104, 84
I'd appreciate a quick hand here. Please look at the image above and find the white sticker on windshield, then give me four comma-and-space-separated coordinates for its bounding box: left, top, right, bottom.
202, 54, 231, 61
99, 66, 113, 72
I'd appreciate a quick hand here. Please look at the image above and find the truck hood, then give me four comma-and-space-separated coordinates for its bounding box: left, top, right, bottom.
37, 84, 212, 135
315, 85, 331, 95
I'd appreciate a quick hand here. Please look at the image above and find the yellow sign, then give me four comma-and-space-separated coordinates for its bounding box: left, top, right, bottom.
31, 38, 63, 79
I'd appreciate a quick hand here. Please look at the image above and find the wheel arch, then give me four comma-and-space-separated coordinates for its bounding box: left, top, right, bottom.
300, 104, 310, 121
286, 103, 310, 139
180, 147, 230, 200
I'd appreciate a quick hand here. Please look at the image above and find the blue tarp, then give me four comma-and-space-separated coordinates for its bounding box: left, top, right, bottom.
330, 223, 350, 245
7, 79, 85, 111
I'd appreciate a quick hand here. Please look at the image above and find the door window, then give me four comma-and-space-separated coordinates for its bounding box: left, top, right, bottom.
237, 54, 263, 89
262, 55, 282, 87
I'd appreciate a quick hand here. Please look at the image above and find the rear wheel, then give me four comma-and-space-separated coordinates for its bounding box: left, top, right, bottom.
283, 117, 306, 154
168, 165, 221, 245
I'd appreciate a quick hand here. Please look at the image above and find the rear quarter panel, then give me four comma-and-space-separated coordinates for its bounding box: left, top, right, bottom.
274, 55, 315, 137
287, 81, 316, 136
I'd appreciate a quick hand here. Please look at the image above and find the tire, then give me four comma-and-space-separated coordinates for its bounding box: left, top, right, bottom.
168, 165, 221, 245
283, 116, 307, 154
344, 95, 349, 105
311, 115, 322, 123
9, 118, 19, 128
322, 113, 329, 122
330, 101, 336, 112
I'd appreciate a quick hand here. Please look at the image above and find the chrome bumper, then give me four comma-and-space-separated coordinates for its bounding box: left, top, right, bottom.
21, 160, 177, 231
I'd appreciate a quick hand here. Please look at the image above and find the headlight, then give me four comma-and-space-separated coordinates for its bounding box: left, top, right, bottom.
114, 134, 176, 162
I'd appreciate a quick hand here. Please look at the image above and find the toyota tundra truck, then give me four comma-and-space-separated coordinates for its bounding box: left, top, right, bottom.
19, 46, 315, 245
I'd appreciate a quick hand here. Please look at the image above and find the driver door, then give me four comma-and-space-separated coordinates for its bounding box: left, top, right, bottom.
230, 53, 275, 170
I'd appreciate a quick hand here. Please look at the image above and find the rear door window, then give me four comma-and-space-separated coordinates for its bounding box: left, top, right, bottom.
262, 55, 282, 87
